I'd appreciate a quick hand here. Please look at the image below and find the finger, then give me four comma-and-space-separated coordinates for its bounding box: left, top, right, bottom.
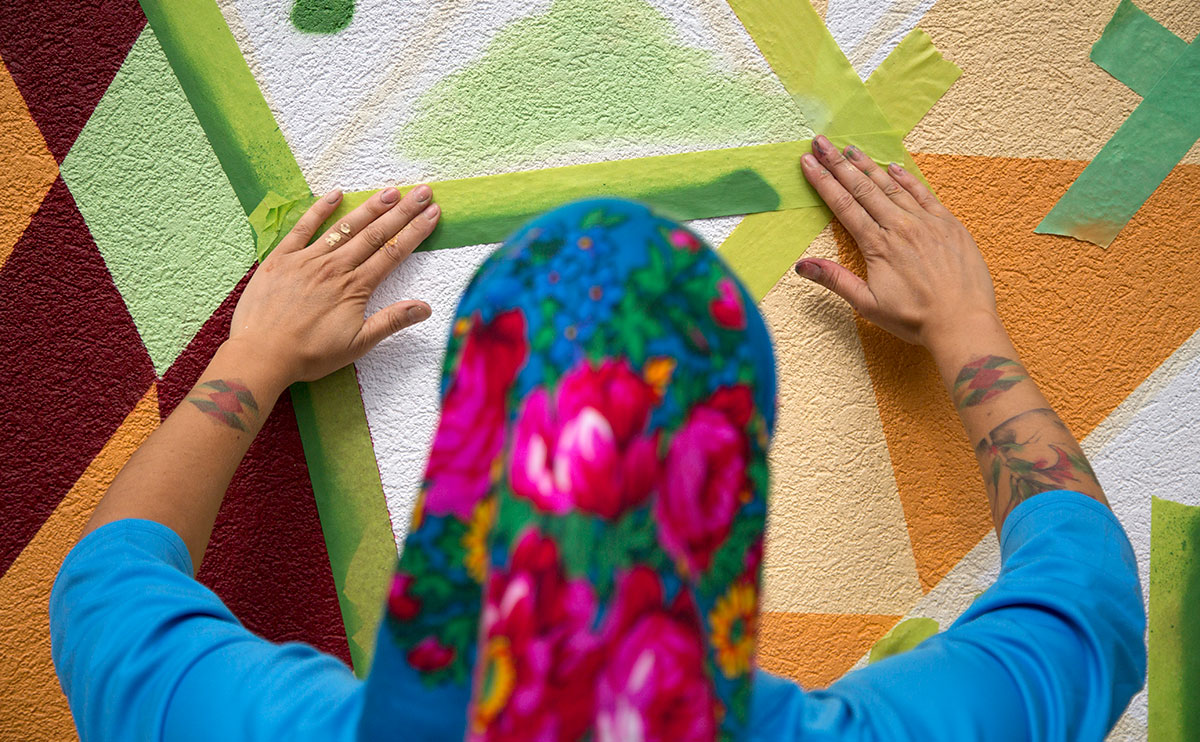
355, 201, 441, 287
312, 186, 405, 255
794, 258, 879, 317
801, 152, 882, 244
812, 135, 905, 225
274, 190, 343, 254
340, 184, 433, 267
843, 146, 922, 215
887, 162, 952, 217
353, 300, 432, 353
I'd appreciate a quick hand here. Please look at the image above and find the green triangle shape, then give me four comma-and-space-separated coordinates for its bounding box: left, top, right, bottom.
61, 27, 254, 375
398, 0, 811, 174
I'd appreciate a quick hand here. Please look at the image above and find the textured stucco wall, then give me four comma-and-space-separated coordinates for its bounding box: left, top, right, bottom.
0, 4, 349, 740
220, 0, 807, 189
2, 1, 1198, 740
755, 2, 1200, 735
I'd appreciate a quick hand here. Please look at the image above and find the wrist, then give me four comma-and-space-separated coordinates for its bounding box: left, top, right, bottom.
211, 337, 295, 401
922, 310, 1012, 372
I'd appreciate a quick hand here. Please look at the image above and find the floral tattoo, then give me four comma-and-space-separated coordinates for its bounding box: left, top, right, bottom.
953, 355, 1029, 409
186, 379, 260, 432
974, 408, 1101, 523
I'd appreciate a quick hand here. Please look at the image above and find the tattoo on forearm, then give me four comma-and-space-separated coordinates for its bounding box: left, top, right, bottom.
974, 408, 1102, 523
953, 355, 1028, 409
186, 379, 260, 432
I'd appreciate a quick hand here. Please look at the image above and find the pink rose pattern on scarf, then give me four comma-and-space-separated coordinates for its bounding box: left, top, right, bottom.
511, 358, 660, 518
423, 309, 529, 519
370, 199, 776, 742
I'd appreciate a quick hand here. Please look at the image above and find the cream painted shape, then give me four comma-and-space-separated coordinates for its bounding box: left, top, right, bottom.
758, 228, 923, 615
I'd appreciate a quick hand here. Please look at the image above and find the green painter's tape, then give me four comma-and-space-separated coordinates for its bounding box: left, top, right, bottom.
1091, 0, 1188, 97
727, 0, 889, 137
138, 0, 310, 214
1149, 496, 1200, 742
866, 29, 962, 134
139, 0, 386, 676
721, 31, 961, 299
291, 367, 395, 677
250, 191, 316, 261
296, 134, 908, 257
722, 206, 831, 301
1037, 32, 1200, 247
725, 0, 928, 202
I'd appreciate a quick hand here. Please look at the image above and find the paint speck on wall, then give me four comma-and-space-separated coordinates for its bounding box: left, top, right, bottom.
291, 0, 355, 34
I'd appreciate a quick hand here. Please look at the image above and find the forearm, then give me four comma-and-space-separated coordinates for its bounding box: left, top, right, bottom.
926, 313, 1108, 534
81, 338, 290, 571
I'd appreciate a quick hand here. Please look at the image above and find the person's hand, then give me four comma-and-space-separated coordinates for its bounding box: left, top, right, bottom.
225, 185, 440, 386
794, 135, 1000, 351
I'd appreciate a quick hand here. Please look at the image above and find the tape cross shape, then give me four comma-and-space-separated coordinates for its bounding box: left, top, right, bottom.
1036, 0, 1200, 248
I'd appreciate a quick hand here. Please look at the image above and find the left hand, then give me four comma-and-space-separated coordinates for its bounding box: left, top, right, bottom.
227, 184, 440, 385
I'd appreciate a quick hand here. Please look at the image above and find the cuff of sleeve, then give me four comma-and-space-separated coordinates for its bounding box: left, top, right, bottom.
59, 518, 194, 579
998, 490, 1128, 565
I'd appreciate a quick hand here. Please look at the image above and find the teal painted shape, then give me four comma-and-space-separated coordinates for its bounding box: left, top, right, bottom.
1036, 28, 1200, 247
291, 0, 354, 35
1090, 0, 1187, 97
398, 0, 810, 174
62, 27, 255, 375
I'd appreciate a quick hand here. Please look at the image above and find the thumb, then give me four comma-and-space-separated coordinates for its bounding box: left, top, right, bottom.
355, 300, 432, 352
794, 258, 878, 316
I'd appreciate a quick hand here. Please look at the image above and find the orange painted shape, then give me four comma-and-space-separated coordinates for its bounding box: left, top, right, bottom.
757, 611, 901, 689
841, 155, 1200, 591
0, 58, 58, 270
0, 383, 158, 742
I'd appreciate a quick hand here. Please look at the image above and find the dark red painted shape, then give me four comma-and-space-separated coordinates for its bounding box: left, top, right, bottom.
159, 270, 353, 666
0, 177, 155, 574
0, 0, 147, 161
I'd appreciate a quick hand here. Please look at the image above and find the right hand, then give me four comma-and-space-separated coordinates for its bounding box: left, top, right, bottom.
228, 185, 440, 386
794, 135, 999, 350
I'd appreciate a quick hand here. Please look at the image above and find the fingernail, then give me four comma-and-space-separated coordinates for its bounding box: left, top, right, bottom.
324, 189, 343, 203
845, 144, 862, 159
801, 153, 819, 169
408, 305, 431, 322
813, 135, 831, 155
380, 187, 400, 204
795, 261, 820, 280
413, 185, 432, 203
423, 203, 440, 221
888, 162, 904, 176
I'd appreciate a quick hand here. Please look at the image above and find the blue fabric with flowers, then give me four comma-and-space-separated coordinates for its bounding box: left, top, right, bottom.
362, 198, 779, 742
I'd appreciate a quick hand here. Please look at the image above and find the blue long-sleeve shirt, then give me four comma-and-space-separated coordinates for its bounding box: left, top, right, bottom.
49, 490, 1145, 741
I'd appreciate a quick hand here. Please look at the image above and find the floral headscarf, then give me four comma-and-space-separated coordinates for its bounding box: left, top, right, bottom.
359, 198, 777, 742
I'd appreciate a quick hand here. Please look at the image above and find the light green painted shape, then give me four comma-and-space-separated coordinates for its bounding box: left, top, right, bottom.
62, 26, 254, 375
1149, 496, 1200, 742
868, 617, 939, 664
398, 0, 811, 174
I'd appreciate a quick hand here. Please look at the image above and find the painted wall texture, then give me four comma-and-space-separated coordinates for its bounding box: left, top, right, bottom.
1, 1, 1198, 741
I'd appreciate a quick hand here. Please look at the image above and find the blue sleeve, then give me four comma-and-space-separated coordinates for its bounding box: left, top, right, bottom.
749, 490, 1147, 741
49, 519, 364, 742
